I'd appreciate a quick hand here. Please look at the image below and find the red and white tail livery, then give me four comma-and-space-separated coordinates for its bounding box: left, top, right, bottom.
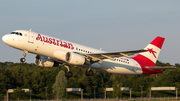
132, 36, 168, 74
2, 30, 175, 77
133, 36, 165, 66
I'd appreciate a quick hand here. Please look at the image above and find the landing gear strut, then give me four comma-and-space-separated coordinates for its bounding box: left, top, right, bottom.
20, 50, 28, 63
85, 66, 94, 76
65, 65, 73, 77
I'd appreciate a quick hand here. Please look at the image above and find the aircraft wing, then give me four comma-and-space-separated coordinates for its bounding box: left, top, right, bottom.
76, 49, 148, 62
146, 66, 176, 70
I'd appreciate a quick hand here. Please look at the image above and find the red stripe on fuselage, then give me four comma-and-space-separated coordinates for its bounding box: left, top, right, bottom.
133, 54, 155, 66
137, 61, 163, 74
132, 54, 163, 74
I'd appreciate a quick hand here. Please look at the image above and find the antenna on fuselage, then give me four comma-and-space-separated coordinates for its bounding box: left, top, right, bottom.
29, 29, 32, 31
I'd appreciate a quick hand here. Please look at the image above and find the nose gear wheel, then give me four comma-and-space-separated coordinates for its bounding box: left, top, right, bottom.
20, 58, 26, 62
20, 50, 28, 63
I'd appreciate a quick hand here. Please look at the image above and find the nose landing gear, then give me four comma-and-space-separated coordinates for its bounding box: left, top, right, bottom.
20, 58, 26, 62
20, 50, 28, 62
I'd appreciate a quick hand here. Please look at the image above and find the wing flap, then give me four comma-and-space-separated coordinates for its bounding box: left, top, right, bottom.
75, 49, 148, 62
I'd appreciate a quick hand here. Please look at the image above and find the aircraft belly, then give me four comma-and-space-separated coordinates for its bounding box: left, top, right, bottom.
100, 59, 142, 75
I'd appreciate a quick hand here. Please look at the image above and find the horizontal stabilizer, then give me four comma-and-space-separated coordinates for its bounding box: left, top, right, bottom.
146, 66, 176, 70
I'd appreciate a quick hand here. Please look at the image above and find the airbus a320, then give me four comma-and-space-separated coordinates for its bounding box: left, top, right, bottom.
2, 30, 175, 77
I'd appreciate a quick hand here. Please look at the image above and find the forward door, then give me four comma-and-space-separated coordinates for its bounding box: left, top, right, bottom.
28, 32, 34, 43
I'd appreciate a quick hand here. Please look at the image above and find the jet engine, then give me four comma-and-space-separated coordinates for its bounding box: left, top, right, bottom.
35, 55, 59, 67
53, 50, 90, 65
66, 52, 90, 65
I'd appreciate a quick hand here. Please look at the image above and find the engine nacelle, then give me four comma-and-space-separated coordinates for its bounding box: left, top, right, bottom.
35, 55, 59, 67
53, 50, 68, 62
66, 52, 87, 65
54, 50, 90, 65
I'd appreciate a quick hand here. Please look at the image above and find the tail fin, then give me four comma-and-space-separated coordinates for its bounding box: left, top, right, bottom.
133, 36, 165, 66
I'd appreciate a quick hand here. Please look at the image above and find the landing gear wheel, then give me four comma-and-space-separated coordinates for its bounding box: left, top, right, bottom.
20, 58, 26, 62
85, 70, 93, 76
65, 72, 68, 77
20, 50, 28, 63
64, 65, 73, 77
89, 70, 94, 76
65, 71, 73, 77
68, 71, 73, 77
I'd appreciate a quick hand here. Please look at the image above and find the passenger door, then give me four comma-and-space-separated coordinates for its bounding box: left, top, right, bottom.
28, 32, 34, 43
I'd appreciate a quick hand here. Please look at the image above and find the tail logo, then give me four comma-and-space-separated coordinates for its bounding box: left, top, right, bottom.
147, 48, 157, 58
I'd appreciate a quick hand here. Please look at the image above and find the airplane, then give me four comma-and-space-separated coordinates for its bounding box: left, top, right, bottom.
2, 30, 176, 77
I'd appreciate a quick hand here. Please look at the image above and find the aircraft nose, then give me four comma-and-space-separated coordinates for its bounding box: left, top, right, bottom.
2, 35, 9, 44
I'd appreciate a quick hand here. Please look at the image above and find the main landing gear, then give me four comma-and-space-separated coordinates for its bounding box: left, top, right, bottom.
65, 65, 73, 77
85, 67, 94, 76
64, 65, 94, 77
20, 50, 28, 63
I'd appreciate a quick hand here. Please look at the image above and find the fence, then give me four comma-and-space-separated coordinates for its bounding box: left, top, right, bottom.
3, 97, 180, 101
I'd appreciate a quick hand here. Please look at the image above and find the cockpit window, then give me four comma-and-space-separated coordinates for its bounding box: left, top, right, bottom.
11, 32, 22, 36
11, 32, 15, 34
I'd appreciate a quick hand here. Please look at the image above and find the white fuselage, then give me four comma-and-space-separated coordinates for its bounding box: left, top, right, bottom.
2, 30, 142, 74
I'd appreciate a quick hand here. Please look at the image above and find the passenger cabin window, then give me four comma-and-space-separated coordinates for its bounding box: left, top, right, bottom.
11, 32, 22, 36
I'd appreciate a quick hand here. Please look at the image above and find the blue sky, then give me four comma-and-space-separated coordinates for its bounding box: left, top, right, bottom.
0, 1, 180, 65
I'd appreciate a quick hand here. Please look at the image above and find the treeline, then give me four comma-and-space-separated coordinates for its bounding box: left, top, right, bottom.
0, 61, 180, 100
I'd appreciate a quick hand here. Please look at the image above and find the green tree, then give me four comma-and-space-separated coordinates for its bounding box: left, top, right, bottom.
112, 82, 122, 98
0, 68, 13, 94
10, 87, 27, 100
175, 63, 180, 67
67, 77, 79, 88
52, 70, 67, 99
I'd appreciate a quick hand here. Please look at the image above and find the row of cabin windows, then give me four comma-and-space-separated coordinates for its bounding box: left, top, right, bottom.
114, 58, 129, 64
76, 48, 92, 53
11, 32, 22, 36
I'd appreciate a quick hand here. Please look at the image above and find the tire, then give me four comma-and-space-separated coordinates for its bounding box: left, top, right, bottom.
65, 72, 69, 77
20, 58, 26, 62
89, 70, 94, 76
85, 70, 93, 76
65, 72, 73, 77
68, 71, 73, 77
85, 70, 90, 76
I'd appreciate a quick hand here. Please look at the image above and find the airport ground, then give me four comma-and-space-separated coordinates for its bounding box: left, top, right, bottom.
1, 61, 180, 100
3, 98, 180, 101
